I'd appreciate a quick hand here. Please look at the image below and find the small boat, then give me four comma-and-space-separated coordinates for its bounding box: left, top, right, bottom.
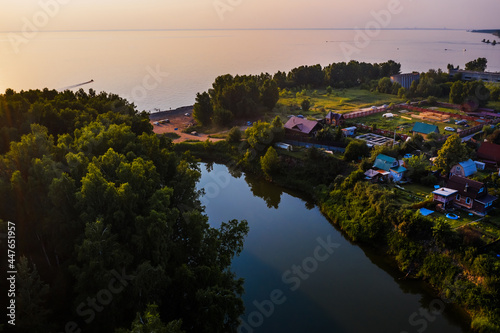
446, 213, 459, 220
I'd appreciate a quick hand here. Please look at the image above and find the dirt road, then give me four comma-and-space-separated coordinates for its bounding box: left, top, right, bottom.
149, 106, 223, 143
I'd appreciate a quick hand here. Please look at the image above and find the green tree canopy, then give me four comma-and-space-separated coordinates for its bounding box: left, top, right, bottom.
193, 92, 213, 126
465, 57, 488, 72
344, 140, 370, 162
434, 134, 471, 174
260, 146, 280, 179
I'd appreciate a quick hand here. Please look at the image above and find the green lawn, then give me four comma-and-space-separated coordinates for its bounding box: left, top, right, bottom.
345, 109, 472, 135
403, 183, 434, 199
487, 100, 500, 111
276, 87, 403, 116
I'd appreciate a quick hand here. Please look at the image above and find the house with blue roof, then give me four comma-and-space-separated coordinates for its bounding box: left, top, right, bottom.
411, 122, 439, 139
373, 154, 407, 182
450, 159, 477, 178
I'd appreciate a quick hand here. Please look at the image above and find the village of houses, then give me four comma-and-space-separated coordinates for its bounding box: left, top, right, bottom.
279, 96, 500, 239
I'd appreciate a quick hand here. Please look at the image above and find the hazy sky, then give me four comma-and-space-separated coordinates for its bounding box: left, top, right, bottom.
1, 0, 499, 32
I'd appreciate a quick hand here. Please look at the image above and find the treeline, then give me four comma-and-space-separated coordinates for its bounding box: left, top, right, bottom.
193, 60, 401, 127
193, 74, 280, 127
375, 58, 500, 108
274, 59, 401, 89
319, 178, 500, 332
0, 89, 248, 333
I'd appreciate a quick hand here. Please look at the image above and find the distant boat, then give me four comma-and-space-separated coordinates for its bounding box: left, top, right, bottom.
61, 79, 94, 90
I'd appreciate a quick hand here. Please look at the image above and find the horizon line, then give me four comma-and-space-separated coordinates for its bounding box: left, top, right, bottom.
0, 27, 474, 34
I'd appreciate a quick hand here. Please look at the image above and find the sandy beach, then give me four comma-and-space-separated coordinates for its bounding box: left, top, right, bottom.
148, 106, 223, 143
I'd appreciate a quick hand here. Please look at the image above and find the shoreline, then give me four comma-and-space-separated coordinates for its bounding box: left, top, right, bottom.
147, 105, 194, 121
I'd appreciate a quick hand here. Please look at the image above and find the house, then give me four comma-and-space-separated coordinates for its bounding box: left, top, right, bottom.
446, 175, 497, 215
390, 72, 420, 89
364, 169, 380, 182
449, 159, 477, 178
477, 142, 500, 167
432, 187, 458, 209
448, 69, 500, 84
373, 154, 407, 182
325, 111, 344, 126
284, 116, 322, 138
411, 122, 439, 139
365, 169, 390, 182
341, 126, 357, 137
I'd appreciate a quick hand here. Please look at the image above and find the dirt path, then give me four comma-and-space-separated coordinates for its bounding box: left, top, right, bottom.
149, 106, 223, 143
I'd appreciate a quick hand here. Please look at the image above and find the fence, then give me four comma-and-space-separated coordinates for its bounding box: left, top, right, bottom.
342, 107, 388, 119
355, 124, 410, 141
284, 140, 346, 153
284, 134, 347, 153
403, 105, 479, 122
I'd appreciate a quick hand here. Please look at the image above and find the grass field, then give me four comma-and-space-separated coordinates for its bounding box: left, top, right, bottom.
344, 109, 472, 134
276, 87, 403, 116
275, 87, 481, 135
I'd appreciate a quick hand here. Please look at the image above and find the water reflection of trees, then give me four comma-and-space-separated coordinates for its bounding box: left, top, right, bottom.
244, 174, 282, 209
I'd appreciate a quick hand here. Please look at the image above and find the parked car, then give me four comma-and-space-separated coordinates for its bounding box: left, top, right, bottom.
444, 126, 455, 132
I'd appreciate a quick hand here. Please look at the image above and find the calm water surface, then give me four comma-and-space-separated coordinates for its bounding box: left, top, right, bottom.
1, 29, 499, 112
197, 163, 471, 333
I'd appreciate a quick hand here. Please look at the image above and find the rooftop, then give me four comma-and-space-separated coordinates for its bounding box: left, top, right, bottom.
447, 175, 485, 199
373, 154, 397, 172
390, 166, 407, 174
432, 187, 458, 197
284, 116, 320, 135
412, 122, 439, 135
456, 159, 477, 177
477, 142, 500, 164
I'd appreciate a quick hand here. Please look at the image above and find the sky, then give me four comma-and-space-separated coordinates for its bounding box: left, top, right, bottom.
1, 0, 499, 32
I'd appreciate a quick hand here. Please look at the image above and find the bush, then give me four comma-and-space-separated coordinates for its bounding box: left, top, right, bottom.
427, 96, 438, 105
471, 316, 500, 333
227, 126, 242, 143
162, 132, 180, 140
212, 108, 233, 127
301, 99, 311, 112
260, 146, 280, 179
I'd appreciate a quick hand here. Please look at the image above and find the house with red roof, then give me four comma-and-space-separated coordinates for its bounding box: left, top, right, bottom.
446, 175, 497, 215
477, 142, 500, 168
284, 116, 322, 138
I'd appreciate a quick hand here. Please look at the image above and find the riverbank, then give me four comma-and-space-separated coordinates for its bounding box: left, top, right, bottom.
147, 105, 193, 121
149, 106, 225, 143
176, 139, 499, 332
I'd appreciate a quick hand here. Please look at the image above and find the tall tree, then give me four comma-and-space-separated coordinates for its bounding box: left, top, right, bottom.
193, 92, 213, 126
259, 79, 279, 110
434, 134, 471, 174
260, 146, 280, 179
465, 57, 488, 72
